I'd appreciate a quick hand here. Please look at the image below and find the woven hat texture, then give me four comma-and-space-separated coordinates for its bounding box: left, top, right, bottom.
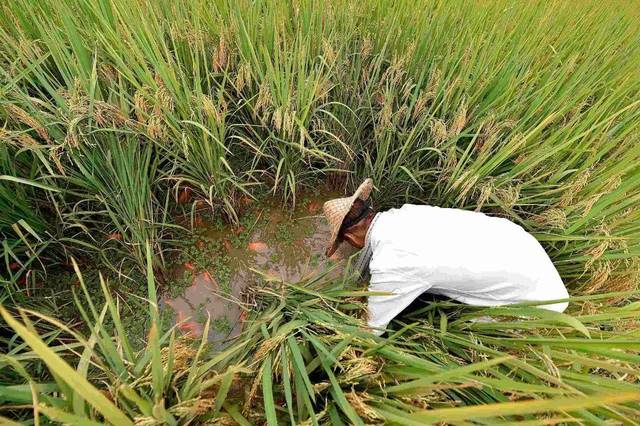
322, 178, 373, 256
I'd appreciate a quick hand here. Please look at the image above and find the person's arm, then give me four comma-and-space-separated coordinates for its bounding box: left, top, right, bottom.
367, 275, 430, 336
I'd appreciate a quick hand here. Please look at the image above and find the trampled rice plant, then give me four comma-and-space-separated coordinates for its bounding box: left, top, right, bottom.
0, 0, 639, 423
1, 248, 249, 425
2, 263, 639, 424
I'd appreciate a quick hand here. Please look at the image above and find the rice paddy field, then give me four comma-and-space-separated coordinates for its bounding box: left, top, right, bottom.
1, 0, 640, 424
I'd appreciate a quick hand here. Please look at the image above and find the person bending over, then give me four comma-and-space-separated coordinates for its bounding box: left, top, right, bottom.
322, 178, 569, 336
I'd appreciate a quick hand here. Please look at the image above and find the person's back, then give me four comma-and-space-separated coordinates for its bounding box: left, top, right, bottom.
366, 204, 569, 333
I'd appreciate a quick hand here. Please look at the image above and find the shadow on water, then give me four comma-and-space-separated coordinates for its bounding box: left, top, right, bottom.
163, 193, 357, 348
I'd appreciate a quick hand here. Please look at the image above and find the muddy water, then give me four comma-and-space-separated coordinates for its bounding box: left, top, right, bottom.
163, 195, 357, 346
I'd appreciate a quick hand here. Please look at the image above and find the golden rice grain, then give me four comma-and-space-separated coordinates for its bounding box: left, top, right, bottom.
430, 119, 448, 146
4, 104, 50, 143
448, 101, 467, 138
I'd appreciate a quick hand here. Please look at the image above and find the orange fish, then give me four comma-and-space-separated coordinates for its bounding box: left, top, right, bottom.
307, 201, 321, 213
184, 262, 195, 271
107, 232, 122, 241
178, 321, 200, 337
189, 270, 215, 287
177, 187, 192, 204
239, 310, 248, 322
201, 270, 214, 283
247, 241, 268, 252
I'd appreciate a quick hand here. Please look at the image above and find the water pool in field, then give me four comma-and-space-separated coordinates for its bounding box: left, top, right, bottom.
162, 194, 357, 345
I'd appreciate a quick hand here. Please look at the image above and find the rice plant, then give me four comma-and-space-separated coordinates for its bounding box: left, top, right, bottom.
1, 247, 250, 425
1, 0, 639, 423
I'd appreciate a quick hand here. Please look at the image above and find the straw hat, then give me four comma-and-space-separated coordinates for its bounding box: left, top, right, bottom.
323, 178, 374, 257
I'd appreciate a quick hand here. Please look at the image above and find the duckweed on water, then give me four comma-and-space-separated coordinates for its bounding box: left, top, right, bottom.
212, 315, 232, 335
168, 268, 194, 298
195, 302, 208, 324
275, 221, 295, 244
215, 262, 232, 296
162, 196, 344, 342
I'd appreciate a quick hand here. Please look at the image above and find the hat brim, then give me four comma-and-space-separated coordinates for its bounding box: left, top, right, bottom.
325, 178, 373, 257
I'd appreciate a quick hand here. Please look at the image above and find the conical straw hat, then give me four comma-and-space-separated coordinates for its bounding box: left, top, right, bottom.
323, 178, 374, 257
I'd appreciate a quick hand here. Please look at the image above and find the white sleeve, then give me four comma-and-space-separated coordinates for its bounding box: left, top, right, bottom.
367, 277, 430, 336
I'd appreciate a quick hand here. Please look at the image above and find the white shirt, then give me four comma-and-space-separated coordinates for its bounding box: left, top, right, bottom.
364, 204, 569, 335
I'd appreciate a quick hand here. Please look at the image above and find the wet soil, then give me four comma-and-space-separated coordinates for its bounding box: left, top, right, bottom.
163, 194, 356, 346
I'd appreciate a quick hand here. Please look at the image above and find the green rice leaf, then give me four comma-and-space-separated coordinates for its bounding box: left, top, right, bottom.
262, 353, 278, 426
0, 305, 133, 426
404, 391, 640, 422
